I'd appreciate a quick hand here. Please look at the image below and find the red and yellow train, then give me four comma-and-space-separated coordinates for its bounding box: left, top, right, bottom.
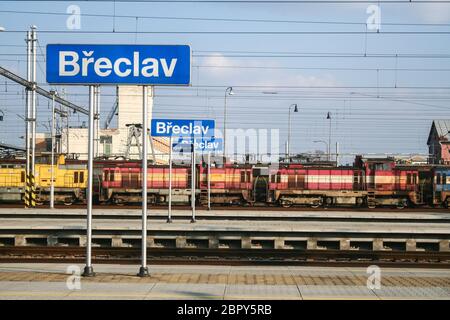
98, 156, 437, 208
0, 155, 444, 208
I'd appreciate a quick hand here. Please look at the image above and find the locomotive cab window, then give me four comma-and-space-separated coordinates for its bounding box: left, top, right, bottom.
406, 173, 412, 185
21, 171, 25, 183
443, 174, 447, 185
79, 172, 84, 184
74, 172, 79, 184
437, 173, 441, 184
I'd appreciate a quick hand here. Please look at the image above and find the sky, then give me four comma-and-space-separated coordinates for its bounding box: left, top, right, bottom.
0, 0, 450, 163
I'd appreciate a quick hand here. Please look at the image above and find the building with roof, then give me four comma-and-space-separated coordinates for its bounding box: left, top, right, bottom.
427, 120, 450, 164
37, 86, 170, 164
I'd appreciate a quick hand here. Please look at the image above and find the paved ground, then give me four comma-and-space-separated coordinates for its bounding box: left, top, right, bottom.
1, 208, 450, 220
0, 263, 448, 300
0, 217, 449, 234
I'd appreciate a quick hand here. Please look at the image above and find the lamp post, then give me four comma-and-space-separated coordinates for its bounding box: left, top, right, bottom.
50, 90, 57, 209
313, 140, 328, 161
327, 112, 332, 161
223, 87, 234, 158
287, 104, 298, 159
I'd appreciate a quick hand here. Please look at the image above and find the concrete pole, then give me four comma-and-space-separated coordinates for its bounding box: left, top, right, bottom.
82, 86, 95, 277
138, 85, 149, 277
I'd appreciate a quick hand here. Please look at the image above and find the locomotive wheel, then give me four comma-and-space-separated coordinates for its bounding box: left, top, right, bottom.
367, 202, 376, 209
280, 200, 293, 208
325, 197, 333, 206
63, 196, 74, 206
396, 199, 408, 209
311, 201, 321, 208
113, 197, 125, 206
356, 197, 364, 207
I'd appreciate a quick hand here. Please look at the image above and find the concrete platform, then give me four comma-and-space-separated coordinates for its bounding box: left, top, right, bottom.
1, 208, 450, 221
1, 215, 449, 251
0, 263, 448, 300
1, 216, 449, 233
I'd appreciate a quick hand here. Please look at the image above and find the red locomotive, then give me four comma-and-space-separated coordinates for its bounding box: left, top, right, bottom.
198, 163, 253, 205
97, 155, 429, 208
267, 163, 365, 208
101, 165, 191, 205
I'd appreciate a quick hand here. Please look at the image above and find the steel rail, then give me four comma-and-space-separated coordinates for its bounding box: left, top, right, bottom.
0, 247, 449, 268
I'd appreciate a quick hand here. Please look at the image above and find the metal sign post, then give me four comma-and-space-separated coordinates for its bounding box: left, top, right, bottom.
45, 44, 191, 277
82, 86, 95, 277
208, 151, 211, 211
167, 136, 173, 223
138, 86, 150, 277
191, 139, 196, 223
50, 91, 56, 209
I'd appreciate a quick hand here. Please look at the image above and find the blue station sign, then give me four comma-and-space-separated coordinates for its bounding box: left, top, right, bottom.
46, 44, 191, 85
172, 137, 223, 152
151, 119, 215, 137
194, 138, 223, 152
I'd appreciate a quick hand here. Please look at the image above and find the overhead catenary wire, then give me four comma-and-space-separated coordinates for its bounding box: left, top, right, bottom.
3, 30, 450, 35
1, 9, 450, 27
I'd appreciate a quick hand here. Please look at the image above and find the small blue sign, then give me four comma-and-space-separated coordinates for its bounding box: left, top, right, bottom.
172, 137, 223, 153
151, 119, 214, 137
194, 138, 223, 152
46, 44, 191, 85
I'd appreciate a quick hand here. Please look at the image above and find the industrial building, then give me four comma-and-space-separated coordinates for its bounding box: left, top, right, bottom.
37, 86, 170, 164
427, 120, 450, 165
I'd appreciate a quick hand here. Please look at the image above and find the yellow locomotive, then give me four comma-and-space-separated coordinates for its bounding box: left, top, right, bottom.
0, 155, 87, 205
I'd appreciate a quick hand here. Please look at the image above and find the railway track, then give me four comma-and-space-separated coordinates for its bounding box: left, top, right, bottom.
1, 203, 449, 212
0, 246, 449, 268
